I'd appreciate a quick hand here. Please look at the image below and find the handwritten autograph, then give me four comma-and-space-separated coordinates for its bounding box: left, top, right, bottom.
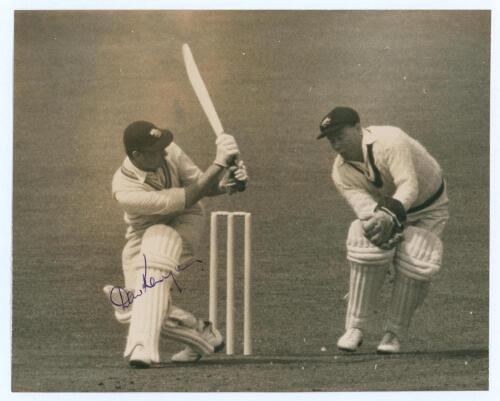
108, 255, 203, 309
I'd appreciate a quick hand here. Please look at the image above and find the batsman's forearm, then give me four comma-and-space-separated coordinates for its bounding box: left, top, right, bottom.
184, 164, 225, 208
203, 166, 227, 197
204, 180, 228, 197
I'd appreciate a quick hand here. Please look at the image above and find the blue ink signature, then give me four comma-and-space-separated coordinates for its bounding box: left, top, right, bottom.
108, 255, 203, 309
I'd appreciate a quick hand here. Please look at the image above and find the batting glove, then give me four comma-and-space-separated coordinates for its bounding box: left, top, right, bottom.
214, 133, 239, 167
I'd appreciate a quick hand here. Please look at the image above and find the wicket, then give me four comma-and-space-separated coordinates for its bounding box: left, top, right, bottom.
209, 211, 252, 355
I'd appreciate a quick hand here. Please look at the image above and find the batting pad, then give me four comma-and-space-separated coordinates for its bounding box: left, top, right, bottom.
103, 284, 132, 324
345, 220, 394, 330
168, 305, 201, 330
123, 224, 183, 363
395, 226, 443, 281
385, 270, 430, 337
140, 224, 183, 273
123, 268, 172, 362
161, 319, 214, 356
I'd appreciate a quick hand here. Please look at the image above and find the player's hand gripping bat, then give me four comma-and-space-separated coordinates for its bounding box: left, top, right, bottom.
182, 43, 246, 193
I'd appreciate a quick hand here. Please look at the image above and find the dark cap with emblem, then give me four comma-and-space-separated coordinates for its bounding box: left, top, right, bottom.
317, 106, 360, 139
123, 121, 173, 155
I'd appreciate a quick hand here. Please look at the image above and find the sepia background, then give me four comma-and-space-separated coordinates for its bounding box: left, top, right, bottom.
12, 11, 489, 391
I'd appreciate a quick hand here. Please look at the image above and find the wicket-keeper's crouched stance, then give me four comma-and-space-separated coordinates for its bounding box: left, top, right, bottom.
105, 121, 248, 367
318, 107, 449, 353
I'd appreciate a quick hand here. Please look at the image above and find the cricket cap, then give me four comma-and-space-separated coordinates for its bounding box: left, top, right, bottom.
123, 121, 173, 154
317, 106, 360, 139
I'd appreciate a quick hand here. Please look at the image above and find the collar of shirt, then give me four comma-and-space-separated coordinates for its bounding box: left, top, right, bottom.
337, 127, 375, 167
122, 157, 149, 184
360, 127, 376, 163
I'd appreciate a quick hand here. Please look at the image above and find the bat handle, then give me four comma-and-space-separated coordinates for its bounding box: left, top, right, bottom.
232, 176, 246, 192
227, 156, 246, 193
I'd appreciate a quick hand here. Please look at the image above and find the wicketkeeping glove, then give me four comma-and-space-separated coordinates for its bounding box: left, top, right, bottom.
362, 210, 396, 246
362, 196, 406, 248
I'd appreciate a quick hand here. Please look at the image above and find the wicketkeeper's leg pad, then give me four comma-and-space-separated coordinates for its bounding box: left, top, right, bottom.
124, 225, 183, 363
385, 226, 443, 336
395, 226, 443, 282
347, 220, 396, 265
385, 269, 430, 337
344, 220, 395, 330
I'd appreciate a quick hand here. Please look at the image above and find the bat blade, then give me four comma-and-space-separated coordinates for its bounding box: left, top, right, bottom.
182, 43, 246, 193
182, 43, 224, 136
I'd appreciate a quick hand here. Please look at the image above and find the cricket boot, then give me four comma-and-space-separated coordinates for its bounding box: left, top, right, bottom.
337, 328, 363, 352
171, 346, 202, 363
377, 331, 401, 354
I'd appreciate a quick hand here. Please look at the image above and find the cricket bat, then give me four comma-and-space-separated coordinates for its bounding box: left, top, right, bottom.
182, 43, 245, 192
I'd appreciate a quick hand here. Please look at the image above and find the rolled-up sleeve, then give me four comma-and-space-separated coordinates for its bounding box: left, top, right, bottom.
114, 187, 186, 216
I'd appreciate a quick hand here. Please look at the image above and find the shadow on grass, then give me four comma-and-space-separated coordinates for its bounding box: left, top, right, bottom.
148, 347, 488, 369
382, 348, 488, 358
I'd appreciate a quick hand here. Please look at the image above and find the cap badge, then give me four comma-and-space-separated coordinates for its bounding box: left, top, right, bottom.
150, 128, 162, 138
321, 116, 331, 128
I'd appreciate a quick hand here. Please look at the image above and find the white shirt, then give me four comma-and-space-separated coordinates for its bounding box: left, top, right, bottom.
112, 142, 203, 236
332, 126, 443, 220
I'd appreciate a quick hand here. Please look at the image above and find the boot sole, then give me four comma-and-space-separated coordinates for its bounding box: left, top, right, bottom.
214, 340, 225, 354
129, 359, 151, 369
376, 348, 399, 355
337, 339, 363, 353
172, 354, 203, 363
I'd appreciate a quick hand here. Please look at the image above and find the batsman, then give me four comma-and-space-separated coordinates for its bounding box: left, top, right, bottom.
106, 121, 248, 367
318, 106, 449, 353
